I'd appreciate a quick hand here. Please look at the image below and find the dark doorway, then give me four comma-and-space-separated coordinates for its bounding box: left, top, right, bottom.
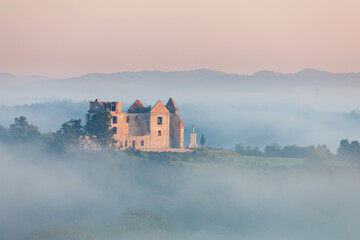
132, 140, 135, 148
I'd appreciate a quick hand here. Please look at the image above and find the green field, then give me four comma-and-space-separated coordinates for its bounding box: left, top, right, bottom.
207, 150, 305, 166
131, 148, 355, 168
133, 149, 306, 168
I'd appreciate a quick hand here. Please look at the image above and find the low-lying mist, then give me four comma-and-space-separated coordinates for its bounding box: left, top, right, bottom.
1, 100, 359, 151
1, 143, 360, 240
1, 69, 360, 239
2, 69, 360, 151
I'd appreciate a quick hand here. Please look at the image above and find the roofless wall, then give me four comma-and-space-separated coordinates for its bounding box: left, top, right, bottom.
87, 98, 185, 152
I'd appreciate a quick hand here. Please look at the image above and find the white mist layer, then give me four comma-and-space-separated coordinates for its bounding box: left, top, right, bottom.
0, 144, 360, 240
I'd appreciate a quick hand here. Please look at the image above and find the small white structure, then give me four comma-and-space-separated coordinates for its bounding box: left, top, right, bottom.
188, 125, 198, 148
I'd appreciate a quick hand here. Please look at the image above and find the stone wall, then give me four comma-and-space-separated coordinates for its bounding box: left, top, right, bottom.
169, 113, 184, 148
88, 99, 184, 151
149, 112, 170, 149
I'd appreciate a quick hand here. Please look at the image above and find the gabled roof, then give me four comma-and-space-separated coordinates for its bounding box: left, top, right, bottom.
127, 99, 146, 113
151, 100, 169, 113
89, 98, 104, 112
165, 98, 179, 113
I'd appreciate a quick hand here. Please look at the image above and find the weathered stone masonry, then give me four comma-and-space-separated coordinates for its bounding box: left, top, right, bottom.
86, 98, 185, 151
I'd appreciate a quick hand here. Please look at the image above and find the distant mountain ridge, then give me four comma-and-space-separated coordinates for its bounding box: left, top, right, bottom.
1, 68, 360, 82
1, 68, 360, 106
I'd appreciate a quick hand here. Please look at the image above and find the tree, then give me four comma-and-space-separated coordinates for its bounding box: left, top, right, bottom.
200, 134, 206, 147
281, 145, 307, 158
145, 105, 152, 112
249, 146, 263, 156
349, 140, 360, 155
336, 139, 360, 161
8, 116, 41, 142
307, 144, 332, 162
235, 143, 246, 155
264, 143, 281, 157
337, 139, 350, 156
56, 119, 84, 146
84, 112, 116, 147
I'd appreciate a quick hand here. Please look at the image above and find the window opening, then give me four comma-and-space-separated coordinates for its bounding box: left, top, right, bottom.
157, 116, 162, 125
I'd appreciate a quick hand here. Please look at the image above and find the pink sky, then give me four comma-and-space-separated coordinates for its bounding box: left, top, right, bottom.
0, 0, 359, 78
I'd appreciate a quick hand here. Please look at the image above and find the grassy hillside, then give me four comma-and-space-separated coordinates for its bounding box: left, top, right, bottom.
208, 150, 305, 167
129, 148, 355, 169
130, 149, 305, 168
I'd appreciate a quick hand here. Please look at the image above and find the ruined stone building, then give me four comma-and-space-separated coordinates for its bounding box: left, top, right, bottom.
86, 98, 185, 151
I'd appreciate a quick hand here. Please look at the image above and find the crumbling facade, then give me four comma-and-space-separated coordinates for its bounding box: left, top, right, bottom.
86, 98, 185, 151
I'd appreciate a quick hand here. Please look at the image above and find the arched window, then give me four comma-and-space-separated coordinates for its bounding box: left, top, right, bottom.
113, 116, 117, 124
126, 116, 130, 123
113, 127, 117, 134
158, 130, 161, 136
157, 116, 162, 125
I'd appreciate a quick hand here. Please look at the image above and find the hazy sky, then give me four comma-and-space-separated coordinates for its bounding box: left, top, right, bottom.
0, 0, 359, 77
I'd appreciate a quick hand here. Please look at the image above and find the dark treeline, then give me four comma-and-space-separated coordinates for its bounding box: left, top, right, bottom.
235, 142, 333, 159
337, 139, 360, 161
0, 112, 115, 152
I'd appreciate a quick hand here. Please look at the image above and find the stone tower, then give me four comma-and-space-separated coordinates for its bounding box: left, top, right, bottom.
188, 125, 198, 148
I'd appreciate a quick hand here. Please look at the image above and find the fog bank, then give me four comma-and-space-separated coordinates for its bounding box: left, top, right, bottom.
1, 144, 360, 240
